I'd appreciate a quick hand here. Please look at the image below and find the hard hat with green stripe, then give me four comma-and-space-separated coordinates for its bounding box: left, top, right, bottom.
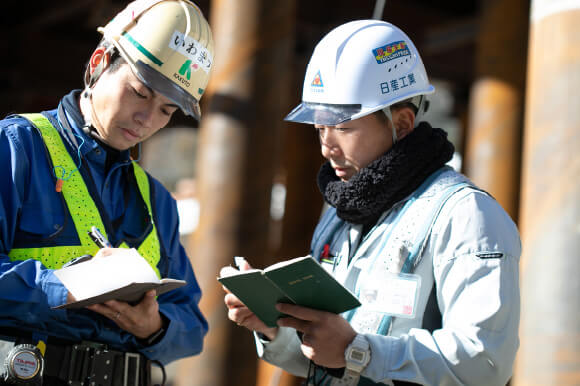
98, 0, 214, 120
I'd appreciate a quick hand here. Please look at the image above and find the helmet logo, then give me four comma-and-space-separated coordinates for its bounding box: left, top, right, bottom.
179, 60, 197, 81
311, 70, 324, 87
372, 41, 410, 64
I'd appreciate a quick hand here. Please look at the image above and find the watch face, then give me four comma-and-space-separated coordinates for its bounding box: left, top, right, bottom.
346, 334, 371, 373
349, 349, 366, 363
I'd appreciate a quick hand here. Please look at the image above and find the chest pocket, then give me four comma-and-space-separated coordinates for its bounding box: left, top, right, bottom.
17, 202, 62, 237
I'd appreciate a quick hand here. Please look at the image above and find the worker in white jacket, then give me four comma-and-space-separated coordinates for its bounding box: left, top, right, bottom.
223, 20, 521, 386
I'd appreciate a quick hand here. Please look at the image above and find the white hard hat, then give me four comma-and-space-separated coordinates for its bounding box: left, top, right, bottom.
285, 20, 434, 126
98, 0, 214, 119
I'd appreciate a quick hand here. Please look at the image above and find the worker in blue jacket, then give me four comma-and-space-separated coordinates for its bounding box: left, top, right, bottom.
0, 1, 213, 384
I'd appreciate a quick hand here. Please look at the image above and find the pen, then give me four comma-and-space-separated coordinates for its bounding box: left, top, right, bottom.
88, 226, 113, 248
62, 254, 93, 268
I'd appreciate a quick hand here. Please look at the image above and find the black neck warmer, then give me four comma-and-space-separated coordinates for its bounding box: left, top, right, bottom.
317, 122, 454, 225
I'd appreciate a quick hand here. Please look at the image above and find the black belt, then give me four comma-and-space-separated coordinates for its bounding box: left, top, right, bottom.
0, 328, 151, 386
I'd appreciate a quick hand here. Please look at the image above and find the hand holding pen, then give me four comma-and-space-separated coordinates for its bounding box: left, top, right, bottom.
62, 227, 112, 268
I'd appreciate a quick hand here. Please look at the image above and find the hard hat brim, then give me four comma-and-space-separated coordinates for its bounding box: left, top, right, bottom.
284, 102, 363, 126
133, 60, 202, 120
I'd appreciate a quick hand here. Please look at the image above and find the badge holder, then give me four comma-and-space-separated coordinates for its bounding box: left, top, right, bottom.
359, 272, 422, 319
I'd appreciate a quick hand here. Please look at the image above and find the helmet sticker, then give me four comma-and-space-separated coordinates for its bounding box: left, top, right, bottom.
372, 41, 411, 64
122, 31, 163, 66
311, 70, 324, 87
379, 73, 417, 94
169, 30, 212, 74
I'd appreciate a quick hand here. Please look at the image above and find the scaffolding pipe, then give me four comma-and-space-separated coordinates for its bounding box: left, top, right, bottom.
464, 0, 529, 221
514, 1, 580, 385
175, 0, 296, 385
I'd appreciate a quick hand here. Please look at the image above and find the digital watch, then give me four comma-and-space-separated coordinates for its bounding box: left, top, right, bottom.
343, 334, 371, 382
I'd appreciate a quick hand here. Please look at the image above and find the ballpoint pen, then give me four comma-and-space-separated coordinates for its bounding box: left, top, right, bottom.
88, 226, 113, 248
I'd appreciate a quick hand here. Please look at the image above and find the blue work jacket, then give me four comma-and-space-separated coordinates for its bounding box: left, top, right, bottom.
0, 90, 207, 364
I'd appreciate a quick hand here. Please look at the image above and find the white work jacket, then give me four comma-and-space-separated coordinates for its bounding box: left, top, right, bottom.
256, 167, 521, 386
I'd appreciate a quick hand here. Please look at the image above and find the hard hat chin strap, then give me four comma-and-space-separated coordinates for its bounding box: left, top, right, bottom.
80, 88, 94, 131
79, 87, 141, 156
80, 88, 107, 143
412, 95, 429, 126
382, 107, 398, 144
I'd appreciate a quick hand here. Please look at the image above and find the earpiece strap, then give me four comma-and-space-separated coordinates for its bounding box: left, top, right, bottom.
382, 107, 398, 144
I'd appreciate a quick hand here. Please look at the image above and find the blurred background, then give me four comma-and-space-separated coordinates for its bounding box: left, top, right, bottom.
1, 0, 579, 385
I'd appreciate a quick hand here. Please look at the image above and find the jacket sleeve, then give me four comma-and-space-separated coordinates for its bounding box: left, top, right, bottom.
134, 178, 208, 364
362, 190, 521, 386
255, 327, 311, 377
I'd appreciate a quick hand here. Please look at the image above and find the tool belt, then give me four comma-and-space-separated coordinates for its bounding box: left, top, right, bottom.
0, 328, 153, 386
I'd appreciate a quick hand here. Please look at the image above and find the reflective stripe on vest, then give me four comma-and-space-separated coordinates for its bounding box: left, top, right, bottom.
8, 113, 161, 278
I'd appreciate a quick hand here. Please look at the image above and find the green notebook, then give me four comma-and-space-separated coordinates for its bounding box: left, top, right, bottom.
218, 256, 361, 327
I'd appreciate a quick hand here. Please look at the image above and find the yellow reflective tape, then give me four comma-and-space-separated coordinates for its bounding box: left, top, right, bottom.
9, 245, 99, 269
132, 163, 161, 278
19, 113, 107, 246
9, 114, 161, 276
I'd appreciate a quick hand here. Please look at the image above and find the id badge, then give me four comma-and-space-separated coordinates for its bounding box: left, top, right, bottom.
359, 272, 421, 319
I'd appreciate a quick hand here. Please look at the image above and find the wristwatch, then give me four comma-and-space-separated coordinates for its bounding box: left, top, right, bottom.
344, 334, 371, 375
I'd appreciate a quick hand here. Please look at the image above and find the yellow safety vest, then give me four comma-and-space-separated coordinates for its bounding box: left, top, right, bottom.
8, 113, 161, 278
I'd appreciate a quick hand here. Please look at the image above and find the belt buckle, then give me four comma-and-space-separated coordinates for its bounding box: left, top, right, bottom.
123, 352, 140, 386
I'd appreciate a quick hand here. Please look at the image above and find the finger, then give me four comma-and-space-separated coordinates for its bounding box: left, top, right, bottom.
276, 316, 311, 333
276, 303, 321, 322
239, 259, 252, 271
103, 299, 124, 309
230, 302, 254, 317
221, 284, 232, 294
140, 290, 157, 305
224, 293, 249, 309
94, 248, 114, 258
228, 308, 248, 326
66, 292, 76, 304
300, 344, 315, 359
128, 291, 157, 317
112, 310, 123, 321
86, 302, 109, 315
87, 303, 123, 322
301, 332, 316, 347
